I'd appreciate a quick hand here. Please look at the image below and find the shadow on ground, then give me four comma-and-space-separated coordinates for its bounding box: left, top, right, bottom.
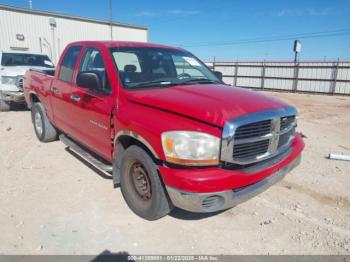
169, 207, 226, 220
65, 144, 228, 221
8, 103, 29, 112
92, 250, 133, 262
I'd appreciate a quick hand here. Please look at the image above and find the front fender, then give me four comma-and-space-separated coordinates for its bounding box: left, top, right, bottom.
115, 101, 222, 162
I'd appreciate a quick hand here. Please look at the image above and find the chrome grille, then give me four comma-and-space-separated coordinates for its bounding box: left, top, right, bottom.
221, 107, 297, 165
235, 120, 271, 139
280, 116, 295, 131
232, 139, 270, 159
16, 77, 24, 91
278, 127, 295, 148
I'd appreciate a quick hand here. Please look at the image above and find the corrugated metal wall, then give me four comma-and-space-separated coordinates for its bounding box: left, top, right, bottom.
207, 61, 350, 95
0, 7, 148, 63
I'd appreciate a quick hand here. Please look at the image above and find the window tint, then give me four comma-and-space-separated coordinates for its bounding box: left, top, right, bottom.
58, 46, 82, 82
79, 48, 111, 93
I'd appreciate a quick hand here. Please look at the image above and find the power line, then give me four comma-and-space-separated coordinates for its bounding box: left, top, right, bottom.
180, 28, 350, 47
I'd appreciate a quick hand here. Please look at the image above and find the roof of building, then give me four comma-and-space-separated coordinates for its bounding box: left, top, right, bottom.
0, 4, 148, 31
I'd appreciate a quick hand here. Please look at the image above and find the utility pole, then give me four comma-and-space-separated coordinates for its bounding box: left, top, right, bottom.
109, 0, 113, 40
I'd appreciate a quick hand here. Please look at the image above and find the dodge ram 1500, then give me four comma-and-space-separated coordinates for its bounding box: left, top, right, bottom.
24, 41, 304, 220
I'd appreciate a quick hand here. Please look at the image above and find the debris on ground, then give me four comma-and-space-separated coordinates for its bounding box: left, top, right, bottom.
328, 153, 350, 161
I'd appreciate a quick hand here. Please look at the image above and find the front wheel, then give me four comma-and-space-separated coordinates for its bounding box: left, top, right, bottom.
31, 103, 58, 142
120, 145, 173, 220
0, 92, 10, 112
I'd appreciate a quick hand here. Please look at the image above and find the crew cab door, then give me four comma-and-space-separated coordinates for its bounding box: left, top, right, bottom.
67, 47, 115, 161
51, 45, 82, 133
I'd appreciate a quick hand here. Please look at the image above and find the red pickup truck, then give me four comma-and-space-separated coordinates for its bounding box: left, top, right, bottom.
24, 41, 304, 220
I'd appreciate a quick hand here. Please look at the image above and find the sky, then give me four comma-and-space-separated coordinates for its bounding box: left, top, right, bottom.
1, 0, 350, 61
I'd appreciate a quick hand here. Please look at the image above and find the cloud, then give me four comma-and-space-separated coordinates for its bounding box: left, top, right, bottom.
135, 9, 201, 17
168, 10, 201, 16
277, 8, 334, 17
135, 11, 157, 17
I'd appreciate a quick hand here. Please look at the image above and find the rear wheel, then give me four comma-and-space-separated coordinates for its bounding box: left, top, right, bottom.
120, 145, 173, 220
31, 103, 57, 142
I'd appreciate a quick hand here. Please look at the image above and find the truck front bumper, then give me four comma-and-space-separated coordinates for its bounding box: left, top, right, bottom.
1, 91, 25, 103
166, 155, 300, 213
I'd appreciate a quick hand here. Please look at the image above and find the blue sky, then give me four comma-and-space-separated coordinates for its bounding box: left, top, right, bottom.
1, 0, 350, 61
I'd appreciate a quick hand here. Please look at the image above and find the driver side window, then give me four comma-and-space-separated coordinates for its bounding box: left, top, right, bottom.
79, 48, 111, 93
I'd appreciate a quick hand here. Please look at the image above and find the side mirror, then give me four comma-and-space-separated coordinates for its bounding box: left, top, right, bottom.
213, 71, 223, 81
76, 71, 102, 90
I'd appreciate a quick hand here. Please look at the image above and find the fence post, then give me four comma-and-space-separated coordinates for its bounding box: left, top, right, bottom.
330, 60, 339, 95
292, 62, 299, 92
234, 61, 238, 86
261, 61, 266, 89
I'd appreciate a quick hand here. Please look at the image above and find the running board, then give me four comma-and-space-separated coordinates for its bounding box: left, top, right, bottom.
59, 134, 113, 173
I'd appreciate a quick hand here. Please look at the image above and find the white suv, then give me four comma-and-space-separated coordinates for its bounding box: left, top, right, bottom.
0, 51, 54, 111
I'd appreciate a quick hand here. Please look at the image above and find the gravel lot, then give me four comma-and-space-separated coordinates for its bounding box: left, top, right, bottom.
0, 91, 349, 255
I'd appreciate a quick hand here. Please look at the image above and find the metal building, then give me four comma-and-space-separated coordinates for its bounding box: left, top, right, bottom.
0, 4, 148, 63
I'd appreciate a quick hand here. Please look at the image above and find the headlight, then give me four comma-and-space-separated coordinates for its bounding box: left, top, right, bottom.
161, 131, 220, 166
1, 76, 17, 85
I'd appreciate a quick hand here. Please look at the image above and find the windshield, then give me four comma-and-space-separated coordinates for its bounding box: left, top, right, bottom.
1, 53, 54, 68
110, 47, 220, 89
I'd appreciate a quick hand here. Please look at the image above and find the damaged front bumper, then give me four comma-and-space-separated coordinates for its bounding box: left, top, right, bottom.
166, 155, 301, 213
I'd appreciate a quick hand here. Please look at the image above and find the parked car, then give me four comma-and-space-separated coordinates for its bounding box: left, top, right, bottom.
0, 51, 54, 111
24, 41, 304, 220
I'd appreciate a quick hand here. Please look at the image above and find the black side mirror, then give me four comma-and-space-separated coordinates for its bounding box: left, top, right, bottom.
76, 71, 102, 90
213, 71, 223, 81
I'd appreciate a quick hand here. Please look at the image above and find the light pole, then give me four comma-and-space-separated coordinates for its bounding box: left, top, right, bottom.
109, 0, 113, 40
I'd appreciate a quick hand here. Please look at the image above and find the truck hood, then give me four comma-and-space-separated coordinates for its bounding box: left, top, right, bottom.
126, 84, 290, 128
1, 66, 53, 77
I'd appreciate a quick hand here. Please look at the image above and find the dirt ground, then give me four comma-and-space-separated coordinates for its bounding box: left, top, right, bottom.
0, 91, 349, 255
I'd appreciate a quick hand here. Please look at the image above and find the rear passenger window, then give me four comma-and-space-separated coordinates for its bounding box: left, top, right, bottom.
79, 48, 111, 93
58, 46, 82, 82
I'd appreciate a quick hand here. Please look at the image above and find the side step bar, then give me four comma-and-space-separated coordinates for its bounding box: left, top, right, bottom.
59, 134, 113, 173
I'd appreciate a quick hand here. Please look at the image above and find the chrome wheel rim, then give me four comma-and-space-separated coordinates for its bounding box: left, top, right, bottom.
34, 112, 43, 136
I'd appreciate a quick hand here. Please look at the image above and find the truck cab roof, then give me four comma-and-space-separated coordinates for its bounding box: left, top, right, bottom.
66, 41, 185, 51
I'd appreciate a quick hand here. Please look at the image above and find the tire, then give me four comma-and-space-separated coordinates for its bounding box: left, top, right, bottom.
0, 92, 10, 112
120, 145, 173, 220
0, 99, 10, 112
31, 102, 57, 142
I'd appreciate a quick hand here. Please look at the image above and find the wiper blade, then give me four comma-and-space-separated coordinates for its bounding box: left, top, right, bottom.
180, 78, 218, 84
128, 80, 178, 88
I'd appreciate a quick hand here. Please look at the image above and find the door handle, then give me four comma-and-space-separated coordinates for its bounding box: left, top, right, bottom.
70, 95, 81, 102
51, 86, 60, 93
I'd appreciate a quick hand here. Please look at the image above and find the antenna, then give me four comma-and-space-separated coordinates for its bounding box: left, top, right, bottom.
28, 0, 33, 9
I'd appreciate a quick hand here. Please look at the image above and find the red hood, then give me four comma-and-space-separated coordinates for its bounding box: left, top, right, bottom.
126, 84, 290, 127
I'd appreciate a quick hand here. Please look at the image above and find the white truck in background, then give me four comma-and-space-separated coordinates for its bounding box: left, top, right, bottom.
0, 51, 54, 111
